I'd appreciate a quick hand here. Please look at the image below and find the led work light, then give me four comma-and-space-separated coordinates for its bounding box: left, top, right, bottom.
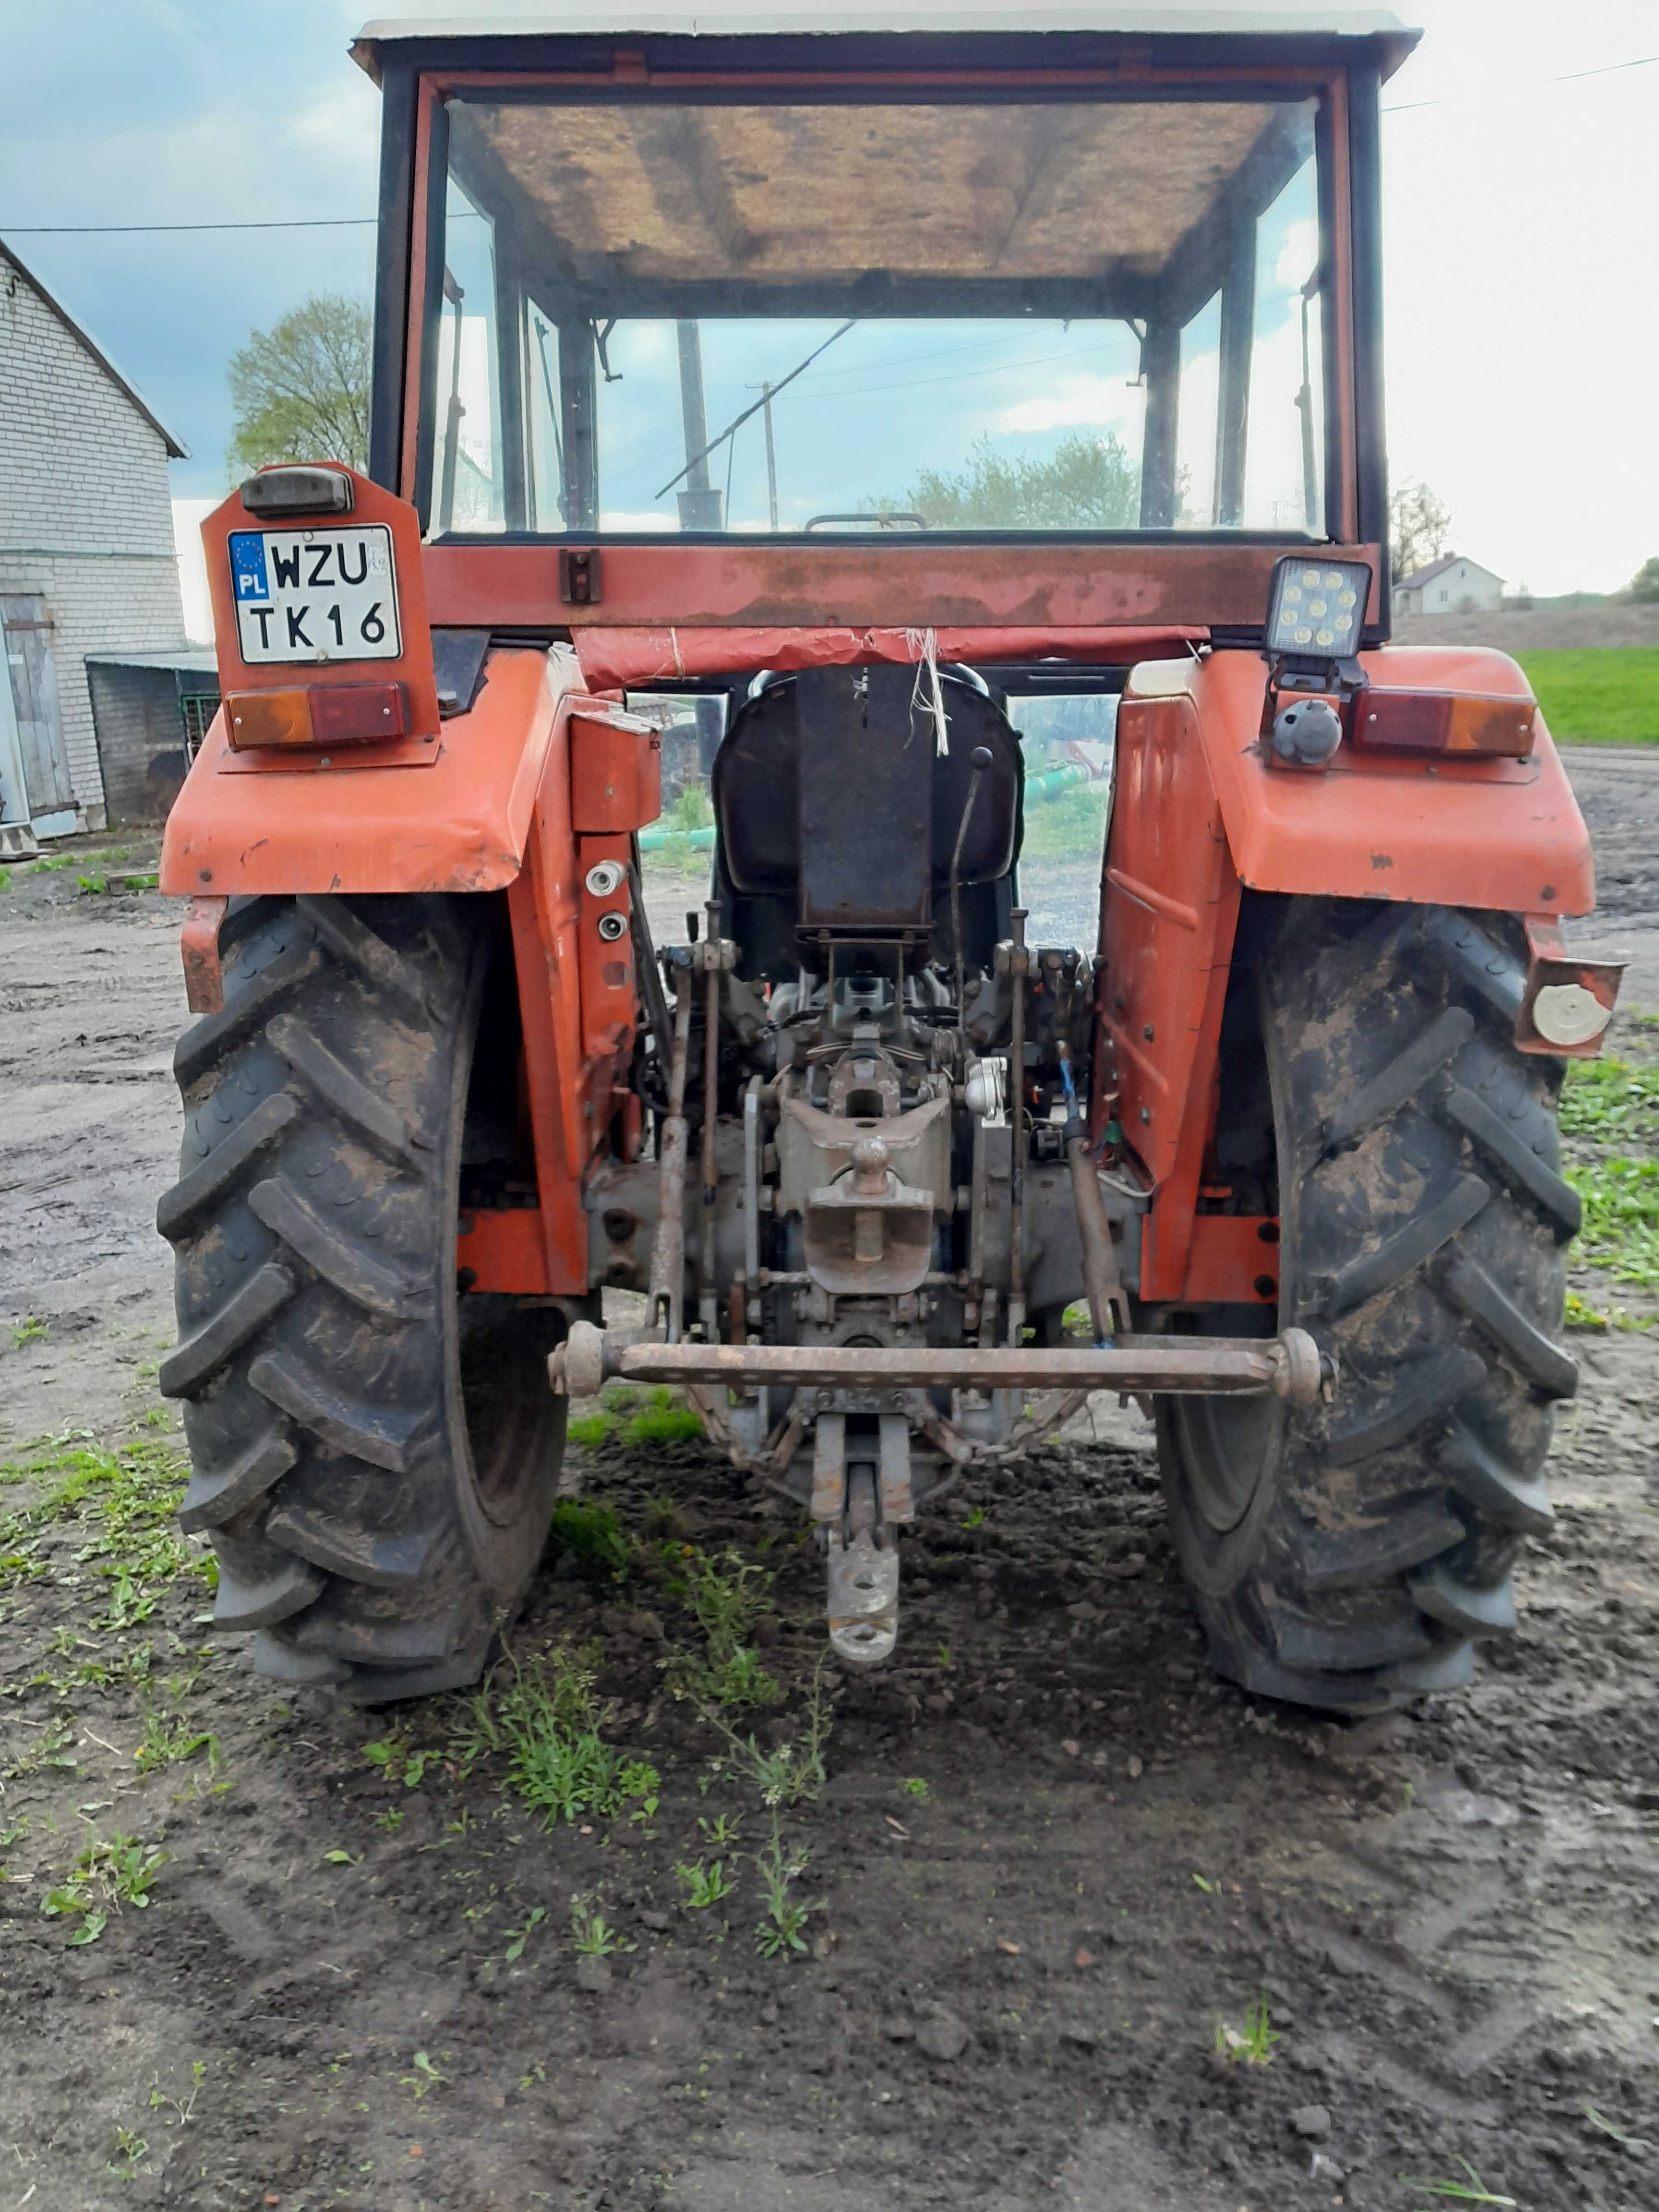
1264, 556, 1371, 684
1261, 555, 1373, 767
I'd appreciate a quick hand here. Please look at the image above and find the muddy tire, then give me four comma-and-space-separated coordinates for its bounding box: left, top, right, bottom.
158, 893, 566, 1703
1158, 899, 1576, 1714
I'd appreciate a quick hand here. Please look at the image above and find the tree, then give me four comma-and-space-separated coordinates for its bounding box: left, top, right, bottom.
1625, 556, 1659, 604
875, 430, 1140, 531
1389, 478, 1453, 583
228, 294, 372, 477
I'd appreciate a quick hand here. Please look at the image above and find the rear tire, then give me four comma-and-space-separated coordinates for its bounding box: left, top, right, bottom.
158, 892, 566, 1703
1158, 898, 1576, 1714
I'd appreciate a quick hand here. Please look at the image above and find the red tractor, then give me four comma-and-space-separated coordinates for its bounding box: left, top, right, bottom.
158, 10, 1619, 1713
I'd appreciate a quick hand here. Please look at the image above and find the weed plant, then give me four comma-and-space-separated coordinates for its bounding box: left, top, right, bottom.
570, 1890, 635, 1956
504, 1905, 546, 1961
668, 1546, 783, 1708
41, 1826, 168, 1945
753, 1815, 821, 1958
1214, 1993, 1279, 2065
694, 1654, 834, 1805
453, 1645, 658, 1828
134, 1680, 220, 1778
675, 1856, 737, 1909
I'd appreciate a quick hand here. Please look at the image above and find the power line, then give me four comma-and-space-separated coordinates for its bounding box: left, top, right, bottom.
0, 216, 376, 235
1554, 53, 1656, 82
1385, 52, 1656, 111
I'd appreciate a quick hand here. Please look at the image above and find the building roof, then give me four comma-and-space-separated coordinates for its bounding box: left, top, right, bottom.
0, 238, 188, 460
84, 648, 218, 675
354, 10, 1420, 78
1397, 553, 1505, 593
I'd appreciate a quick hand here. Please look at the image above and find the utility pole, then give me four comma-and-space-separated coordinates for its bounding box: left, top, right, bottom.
1295, 276, 1321, 532
760, 381, 779, 530
675, 320, 722, 530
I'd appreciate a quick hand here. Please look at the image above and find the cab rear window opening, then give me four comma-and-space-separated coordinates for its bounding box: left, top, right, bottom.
415, 88, 1337, 543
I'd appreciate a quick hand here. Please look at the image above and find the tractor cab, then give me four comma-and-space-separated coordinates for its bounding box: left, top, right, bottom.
356, 8, 1407, 640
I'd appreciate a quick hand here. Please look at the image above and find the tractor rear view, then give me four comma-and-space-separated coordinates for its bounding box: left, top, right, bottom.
157, 10, 1620, 1715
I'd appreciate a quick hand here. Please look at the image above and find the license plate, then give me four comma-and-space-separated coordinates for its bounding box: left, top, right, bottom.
228, 526, 401, 664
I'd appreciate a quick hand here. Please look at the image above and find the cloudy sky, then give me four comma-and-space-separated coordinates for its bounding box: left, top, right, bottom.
2, 0, 1655, 596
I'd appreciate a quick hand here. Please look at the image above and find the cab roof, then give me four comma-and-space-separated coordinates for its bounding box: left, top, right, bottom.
353, 10, 1420, 82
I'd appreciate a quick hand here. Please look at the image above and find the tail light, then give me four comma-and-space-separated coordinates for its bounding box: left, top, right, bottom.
225, 681, 409, 752
1355, 688, 1535, 758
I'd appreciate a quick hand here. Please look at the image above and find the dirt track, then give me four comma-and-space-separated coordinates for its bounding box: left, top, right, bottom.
1394, 608, 1659, 652
0, 755, 1656, 2212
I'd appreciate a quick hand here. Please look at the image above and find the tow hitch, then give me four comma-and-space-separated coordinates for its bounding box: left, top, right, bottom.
551, 1324, 1331, 1665
551, 1326, 1330, 1405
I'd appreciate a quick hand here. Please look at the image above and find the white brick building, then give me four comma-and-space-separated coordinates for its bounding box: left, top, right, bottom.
0, 238, 188, 836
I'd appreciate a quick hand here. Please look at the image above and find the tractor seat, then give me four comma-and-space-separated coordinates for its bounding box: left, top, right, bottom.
713, 667, 1022, 900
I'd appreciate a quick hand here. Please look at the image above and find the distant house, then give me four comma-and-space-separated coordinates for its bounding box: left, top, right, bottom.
0, 238, 188, 841
1395, 553, 1506, 618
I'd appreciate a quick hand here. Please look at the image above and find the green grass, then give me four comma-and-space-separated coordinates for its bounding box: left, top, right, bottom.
1517, 648, 1659, 746
623, 1395, 704, 1446
1572, 1157, 1659, 1291
1562, 1046, 1659, 1292
1400, 2159, 1516, 2205
566, 1411, 618, 1449
567, 1385, 703, 1453
546, 1494, 630, 1575
661, 783, 713, 836
639, 783, 716, 873
19, 844, 141, 880
1018, 778, 1110, 861
1559, 1051, 1659, 1142
0, 1436, 208, 1606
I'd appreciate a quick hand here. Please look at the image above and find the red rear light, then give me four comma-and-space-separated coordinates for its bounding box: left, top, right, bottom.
1355, 688, 1535, 758
225, 681, 409, 752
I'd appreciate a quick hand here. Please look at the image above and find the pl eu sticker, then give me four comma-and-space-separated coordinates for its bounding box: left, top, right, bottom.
228, 531, 270, 602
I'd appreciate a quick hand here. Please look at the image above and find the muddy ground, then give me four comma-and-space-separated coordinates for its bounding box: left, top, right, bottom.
0, 749, 1656, 2212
